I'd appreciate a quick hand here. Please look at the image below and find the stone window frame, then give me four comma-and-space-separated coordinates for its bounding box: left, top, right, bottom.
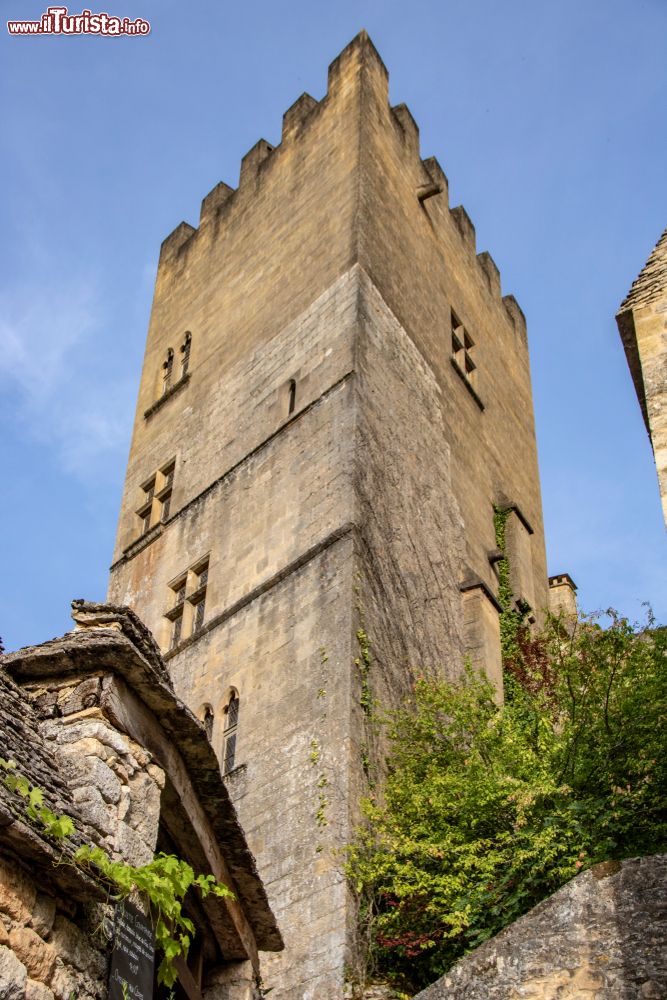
145, 332, 193, 420
180, 330, 192, 378
164, 555, 210, 652
135, 459, 176, 537
450, 307, 484, 411
222, 689, 240, 776
162, 346, 175, 394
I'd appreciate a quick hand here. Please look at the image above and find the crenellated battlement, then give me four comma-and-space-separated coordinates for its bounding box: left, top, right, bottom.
502, 294, 527, 336
327, 28, 388, 98
156, 29, 524, 342
282, 92, 319, 141
392, 103, 420, 155
199, 180, 235, 226
159, 219, 196, 263
477, 251, 501, 296
450, 204, 476, 252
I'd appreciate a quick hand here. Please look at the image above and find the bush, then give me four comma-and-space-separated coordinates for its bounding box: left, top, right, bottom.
346, 611, 667, 993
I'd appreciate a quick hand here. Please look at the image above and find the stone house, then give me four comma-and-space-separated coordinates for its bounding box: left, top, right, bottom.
616, 226, 667, 526
0, 600, 282, 1000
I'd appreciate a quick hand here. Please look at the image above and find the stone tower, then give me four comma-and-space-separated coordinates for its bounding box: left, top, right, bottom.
616, 226, 667, 527
108, 32, 549, 999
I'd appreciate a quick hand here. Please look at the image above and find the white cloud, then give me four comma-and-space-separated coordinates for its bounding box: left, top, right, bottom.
0, 278, 94, 399
0, 269, 134, 482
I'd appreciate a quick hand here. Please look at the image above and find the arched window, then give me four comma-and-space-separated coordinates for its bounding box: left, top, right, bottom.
180, 331, 192, 377
223, 692, 239, 775
162, 348, 174, 394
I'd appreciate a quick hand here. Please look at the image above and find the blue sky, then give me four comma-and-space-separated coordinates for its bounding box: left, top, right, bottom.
1, 0, 665, 651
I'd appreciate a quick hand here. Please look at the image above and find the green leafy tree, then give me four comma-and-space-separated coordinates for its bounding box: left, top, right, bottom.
346, 611, 667, 993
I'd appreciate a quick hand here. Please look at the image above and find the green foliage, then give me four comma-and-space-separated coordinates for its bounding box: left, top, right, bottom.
355, 629, 373, 717
493, 506, 527, 660
0, 757, 233, 987
75, 846, 233, 986
0, 757, 76, 839
346, 611, 667, 992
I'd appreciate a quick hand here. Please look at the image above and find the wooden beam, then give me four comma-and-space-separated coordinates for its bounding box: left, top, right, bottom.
101, 675, 260, 973
173, 956, 203, 1000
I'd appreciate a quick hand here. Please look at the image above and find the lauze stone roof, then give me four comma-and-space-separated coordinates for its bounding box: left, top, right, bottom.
620, 227, 667, 312
0, 601, 282, 953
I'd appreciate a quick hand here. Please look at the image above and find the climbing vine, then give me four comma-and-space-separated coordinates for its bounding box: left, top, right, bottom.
355, 627, 377, 785
310, 646, 332, 837
355, 629, 373, 717
0, 758, 233, 987
493, 505, 527, 664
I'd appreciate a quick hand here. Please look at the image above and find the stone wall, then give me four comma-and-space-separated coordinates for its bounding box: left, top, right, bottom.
0, 857, 109, 1000
37, 684, 165, 868
36, 693, 163, 874
0, 673, 166, 1000
414, 855, 667, 1000
0, 677, 164, 1000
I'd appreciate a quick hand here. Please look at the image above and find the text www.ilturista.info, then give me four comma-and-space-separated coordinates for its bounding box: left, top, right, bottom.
7, 6, 150, 35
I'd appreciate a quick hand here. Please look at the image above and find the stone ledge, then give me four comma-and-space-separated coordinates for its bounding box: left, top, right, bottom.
143, 372, 190, 419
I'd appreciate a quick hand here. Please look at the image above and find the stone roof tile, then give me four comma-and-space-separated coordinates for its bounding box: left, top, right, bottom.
619, 227, 667, 312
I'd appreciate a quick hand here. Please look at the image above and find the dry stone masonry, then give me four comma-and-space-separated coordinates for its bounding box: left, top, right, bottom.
414, 855, 667, 1000
0, 602, 281, 999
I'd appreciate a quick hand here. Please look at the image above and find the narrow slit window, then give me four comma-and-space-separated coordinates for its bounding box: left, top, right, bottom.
193, 596, 206, 633
223, 692, 239, 774
288, 379, 297, 416
180, 332, 192, 377
157, 461, 175, 523
171, 611, 183, 649
162, 348, 174, 394
160, 491, 171, 522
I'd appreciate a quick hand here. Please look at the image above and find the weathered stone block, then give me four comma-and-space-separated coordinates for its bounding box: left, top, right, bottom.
30, 895, 56, 938
0, 860, 37, 924
48, 959, 77, 1000
25, 980, 55, 1000
69, 753, 122, 805
70, 785, 114, 838
8, 926, 56, 984
114, 818, 155, 867
48, 916, 105, 978
0, 944, 27, 1000
126, 769, 162, 837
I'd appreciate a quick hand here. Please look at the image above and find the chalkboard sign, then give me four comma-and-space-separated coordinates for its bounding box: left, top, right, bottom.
108, 902, 155, 1000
